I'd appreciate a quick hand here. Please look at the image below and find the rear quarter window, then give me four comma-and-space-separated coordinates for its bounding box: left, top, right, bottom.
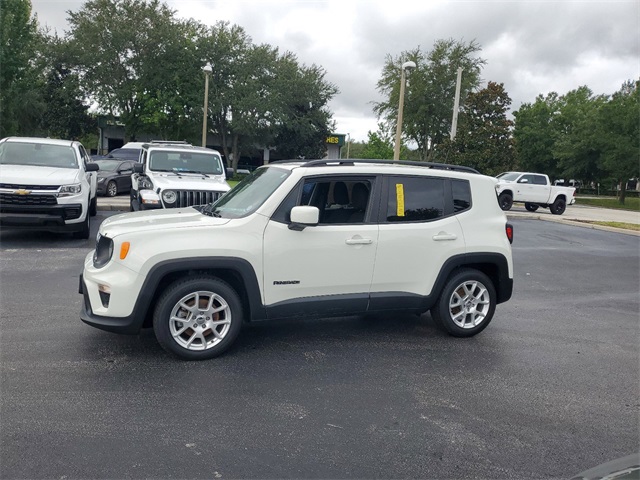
452, 179, 472, 212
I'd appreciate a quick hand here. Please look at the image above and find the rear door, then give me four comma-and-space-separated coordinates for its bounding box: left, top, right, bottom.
369, 175, 467, 309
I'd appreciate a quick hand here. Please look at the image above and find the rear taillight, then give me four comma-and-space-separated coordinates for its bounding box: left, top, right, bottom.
506, 223, 514, 244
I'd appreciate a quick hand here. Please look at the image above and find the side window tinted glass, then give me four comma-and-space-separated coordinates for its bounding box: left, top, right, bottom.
533, 175, 547, 185
452, 180, 471, 212
273, 178, 374, 225
387, 177, 445, 222
78, 145, 88, 166
519, 174, 534, 183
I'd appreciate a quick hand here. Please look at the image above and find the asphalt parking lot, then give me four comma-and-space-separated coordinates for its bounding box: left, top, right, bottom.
0, 214, 638, 479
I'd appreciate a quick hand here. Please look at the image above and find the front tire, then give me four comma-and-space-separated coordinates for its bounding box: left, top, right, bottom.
72, 211, 90, 240
498, 193, 513, 211
153, 276, 243, 360
431, 269, 496, 337
106, 181, 118, 197
524, 202, 539, 212
89, 196, 97, 216
550, 198, 566, 215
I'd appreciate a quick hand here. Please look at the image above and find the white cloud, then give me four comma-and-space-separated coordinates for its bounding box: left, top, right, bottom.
31, 0, 640, 142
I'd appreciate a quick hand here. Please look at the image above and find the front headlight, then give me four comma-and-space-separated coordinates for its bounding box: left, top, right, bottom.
58, 183, 82, 196
93, 234, 114, 268
162, 190, 177, 204
139, 177, 153, 190
98, 178, 105, 184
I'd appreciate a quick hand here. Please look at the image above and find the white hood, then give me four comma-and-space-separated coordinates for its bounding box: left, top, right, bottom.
0, 164, 80, 186
151, 172, 230, 192
100, 207, 230, 238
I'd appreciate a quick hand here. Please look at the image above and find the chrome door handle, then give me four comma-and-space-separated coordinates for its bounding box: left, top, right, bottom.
432, 232, 457, 241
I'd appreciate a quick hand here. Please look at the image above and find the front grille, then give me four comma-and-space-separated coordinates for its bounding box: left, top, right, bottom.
0, 193, 58, 206
169, 190, 223, 208
0, 183, 59, 191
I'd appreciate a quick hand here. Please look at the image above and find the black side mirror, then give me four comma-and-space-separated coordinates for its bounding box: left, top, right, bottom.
86, 163, 99, 172
225, 167, 234, 179
133, 164, 144, 173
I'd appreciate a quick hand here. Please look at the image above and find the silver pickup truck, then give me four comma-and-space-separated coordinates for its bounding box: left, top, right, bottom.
496, 172, 576, 215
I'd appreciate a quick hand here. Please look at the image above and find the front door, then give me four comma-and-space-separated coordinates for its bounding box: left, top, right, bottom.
262, 176, 379, 318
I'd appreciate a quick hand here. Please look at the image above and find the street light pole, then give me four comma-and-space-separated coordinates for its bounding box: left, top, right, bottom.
393, 61, 416, 161
450, 67, 463, 140
201, 62, 212, 147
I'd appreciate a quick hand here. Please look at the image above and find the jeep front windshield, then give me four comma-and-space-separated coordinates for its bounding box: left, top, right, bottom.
200, 167, 290, 219
149, 150, 223, 175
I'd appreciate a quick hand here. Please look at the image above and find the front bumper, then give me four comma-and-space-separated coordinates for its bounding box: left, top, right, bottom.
79, 273, 145, 335
0, 203, 85, 231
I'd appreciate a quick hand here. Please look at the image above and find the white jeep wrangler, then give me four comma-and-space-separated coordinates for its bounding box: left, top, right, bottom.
80, 159, 514, 360
130, 141, 231, 211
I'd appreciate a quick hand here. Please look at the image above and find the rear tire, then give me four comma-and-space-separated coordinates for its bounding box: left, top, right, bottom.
431, 269, 496, 337
550, 198, 566, 215
153, 276, 243, 360
524, 202, 539, 212
498, 193, 513, 211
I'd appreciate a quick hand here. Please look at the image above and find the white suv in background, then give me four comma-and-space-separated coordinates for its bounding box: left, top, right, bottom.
130, 141, 231, 211
0, 137, 99, 239
81, 159, 514, 360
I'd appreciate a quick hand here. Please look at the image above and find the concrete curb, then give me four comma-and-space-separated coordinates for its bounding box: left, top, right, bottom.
506, 211, 640, 237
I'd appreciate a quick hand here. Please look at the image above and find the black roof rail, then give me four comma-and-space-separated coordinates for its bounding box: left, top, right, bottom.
298, 158, 480, 174
149, 140, 191, 145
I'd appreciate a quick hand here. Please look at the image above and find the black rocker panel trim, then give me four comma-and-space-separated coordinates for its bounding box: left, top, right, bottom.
265, 293, 369, 320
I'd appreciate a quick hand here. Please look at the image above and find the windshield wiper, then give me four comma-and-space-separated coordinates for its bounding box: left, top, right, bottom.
176, 169, 210, 177
198, 203, 222, 217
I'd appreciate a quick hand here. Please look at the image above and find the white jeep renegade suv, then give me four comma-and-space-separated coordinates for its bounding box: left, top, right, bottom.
80, 159, 514, 360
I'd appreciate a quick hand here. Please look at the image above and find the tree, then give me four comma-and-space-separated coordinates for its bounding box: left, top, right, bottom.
437, 82, 515, 176
553, 86, 606, 185
198, 22, 337, 168
513, 92, 562, 179
0, 0, 44, 136
271, 56, 338, 160
360, 125, 394, 159
374, 39, 486, 161
597, 80, 640, 203
38, 37, 95, 139
67, 0, 191, 140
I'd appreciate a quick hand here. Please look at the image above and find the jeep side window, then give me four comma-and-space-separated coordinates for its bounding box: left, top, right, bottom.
451, 179, 472, 212
303, 178, 372, 224
386, 177, 445, 222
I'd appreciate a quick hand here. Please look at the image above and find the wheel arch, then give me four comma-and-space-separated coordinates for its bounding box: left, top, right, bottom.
138, 257, 266, 329
435, 253, 513, 305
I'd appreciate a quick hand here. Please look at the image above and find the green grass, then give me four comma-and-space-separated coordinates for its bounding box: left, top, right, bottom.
576, 196, 640, 211
578, 221, 640, 231
227, 180, 239, 188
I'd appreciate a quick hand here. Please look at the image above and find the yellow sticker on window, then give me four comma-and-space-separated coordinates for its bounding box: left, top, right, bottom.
396, 183, 405, 217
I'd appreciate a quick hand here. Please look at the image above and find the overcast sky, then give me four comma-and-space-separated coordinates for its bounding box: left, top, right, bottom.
32, 0, 639, 142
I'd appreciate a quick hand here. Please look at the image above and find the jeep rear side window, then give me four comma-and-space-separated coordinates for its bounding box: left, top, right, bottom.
452, 179, 471, 212
386, 177, 445, 222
